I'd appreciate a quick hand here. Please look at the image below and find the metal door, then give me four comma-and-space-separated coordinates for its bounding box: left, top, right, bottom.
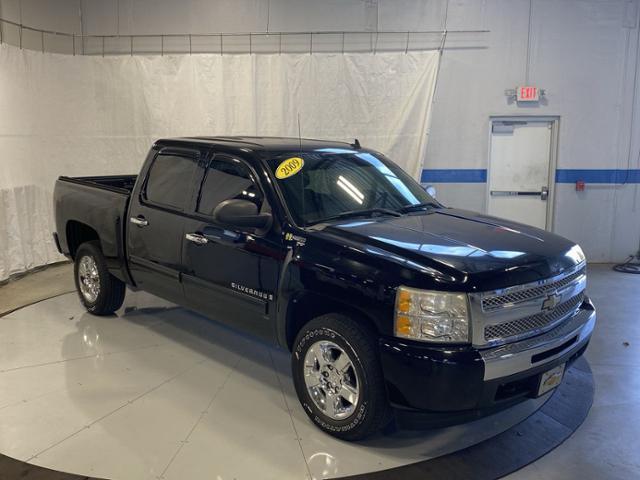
488, 119, 554, 230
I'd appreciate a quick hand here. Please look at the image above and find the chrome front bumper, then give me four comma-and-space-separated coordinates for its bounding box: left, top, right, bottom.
481, 303, 596, 381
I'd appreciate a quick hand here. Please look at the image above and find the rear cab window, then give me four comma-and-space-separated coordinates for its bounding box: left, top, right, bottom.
144, 152, 198, 211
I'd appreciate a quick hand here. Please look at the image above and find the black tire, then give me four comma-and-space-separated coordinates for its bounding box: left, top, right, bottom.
292, 314, 391, 441
74, 241, 126, 315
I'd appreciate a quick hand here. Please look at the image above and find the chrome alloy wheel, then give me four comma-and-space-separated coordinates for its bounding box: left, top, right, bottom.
78, 255, 100, 303
303, 340, 360, 420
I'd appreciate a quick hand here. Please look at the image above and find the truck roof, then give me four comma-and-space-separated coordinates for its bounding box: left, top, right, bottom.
156, 136, 359, 152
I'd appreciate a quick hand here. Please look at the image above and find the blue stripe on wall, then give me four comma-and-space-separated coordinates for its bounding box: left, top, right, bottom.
555, 169, 640, 184
421, 169, 640, 184
421, 169, 487, 183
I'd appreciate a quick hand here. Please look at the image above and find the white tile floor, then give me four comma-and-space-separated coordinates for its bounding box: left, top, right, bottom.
0, 289, 550, 480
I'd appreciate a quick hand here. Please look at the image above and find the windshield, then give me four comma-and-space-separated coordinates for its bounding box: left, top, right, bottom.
268, 149, 440, 226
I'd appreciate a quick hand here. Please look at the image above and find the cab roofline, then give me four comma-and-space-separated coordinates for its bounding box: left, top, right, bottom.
154, 136, 359, 152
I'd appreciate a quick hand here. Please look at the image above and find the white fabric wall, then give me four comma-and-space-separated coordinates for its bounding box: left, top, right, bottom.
0, 45, 439, 280
1, 0, 639, 262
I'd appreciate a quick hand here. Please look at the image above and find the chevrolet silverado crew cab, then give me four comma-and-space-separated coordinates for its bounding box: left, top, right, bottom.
53, 137, 595, 440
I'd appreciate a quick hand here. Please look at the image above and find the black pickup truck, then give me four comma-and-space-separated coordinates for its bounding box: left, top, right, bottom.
53, 136, 595, 440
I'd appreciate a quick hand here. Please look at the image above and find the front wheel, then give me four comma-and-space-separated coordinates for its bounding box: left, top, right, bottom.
74, 241, 126, 315
292, 314, 391, 441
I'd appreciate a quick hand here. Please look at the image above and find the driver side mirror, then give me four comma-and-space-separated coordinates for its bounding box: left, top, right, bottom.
425, 185, 437, 198
213, 199, 272, 230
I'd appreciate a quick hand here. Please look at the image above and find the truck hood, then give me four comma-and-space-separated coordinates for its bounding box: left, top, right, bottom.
320, 208, 584, 291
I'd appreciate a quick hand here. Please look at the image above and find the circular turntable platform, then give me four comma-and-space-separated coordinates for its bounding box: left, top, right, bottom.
0, 290, 593, 479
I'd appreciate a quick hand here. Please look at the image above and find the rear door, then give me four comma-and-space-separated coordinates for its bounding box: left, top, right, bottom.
181, 153, 284, 342
127, 147, 201, 304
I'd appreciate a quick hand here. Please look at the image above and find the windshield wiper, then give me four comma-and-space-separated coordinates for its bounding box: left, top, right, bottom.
308, 208, 402, 226
397, 202, 439, 214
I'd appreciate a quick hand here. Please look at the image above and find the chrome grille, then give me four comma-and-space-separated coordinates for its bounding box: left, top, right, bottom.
481, 267, 586, 312
484, 293, 584, 342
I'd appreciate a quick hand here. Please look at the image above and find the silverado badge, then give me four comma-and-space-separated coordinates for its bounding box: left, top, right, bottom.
231, 283, 274, 301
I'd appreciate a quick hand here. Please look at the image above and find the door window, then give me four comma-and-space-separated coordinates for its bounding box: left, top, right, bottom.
197, 156, 263, 216
144, 153, 197, 210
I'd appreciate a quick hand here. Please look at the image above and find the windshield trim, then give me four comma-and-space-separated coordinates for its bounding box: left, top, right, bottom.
304, 207, 404, 227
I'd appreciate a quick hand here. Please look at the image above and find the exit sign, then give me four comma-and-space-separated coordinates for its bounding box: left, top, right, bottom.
517, 86, 539, 102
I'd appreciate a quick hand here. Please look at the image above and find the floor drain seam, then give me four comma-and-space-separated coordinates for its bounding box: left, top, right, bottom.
157, 359, 241, 479
0, 385, 70, 412
26, 358, 207, 462
267, 349, 313, 480
0, 341, 173, 374
0, 347, 202, 412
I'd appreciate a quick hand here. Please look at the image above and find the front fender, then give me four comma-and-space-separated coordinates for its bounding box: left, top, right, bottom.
274, 241, 396, 349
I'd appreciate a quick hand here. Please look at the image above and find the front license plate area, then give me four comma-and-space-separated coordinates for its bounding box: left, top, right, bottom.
537, 363, 565, 396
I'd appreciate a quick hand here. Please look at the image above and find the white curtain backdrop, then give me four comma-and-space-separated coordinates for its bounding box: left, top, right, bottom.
0, 44, 439, 281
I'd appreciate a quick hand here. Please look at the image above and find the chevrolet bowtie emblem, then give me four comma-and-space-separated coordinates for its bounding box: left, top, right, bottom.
542, 292, 561, 311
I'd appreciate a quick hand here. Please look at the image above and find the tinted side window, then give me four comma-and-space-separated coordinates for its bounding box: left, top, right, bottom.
197, 157, 263, 216
145, 154, 197, 210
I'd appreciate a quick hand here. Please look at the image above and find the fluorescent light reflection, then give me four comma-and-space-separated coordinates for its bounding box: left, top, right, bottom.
337, 175, 364, 204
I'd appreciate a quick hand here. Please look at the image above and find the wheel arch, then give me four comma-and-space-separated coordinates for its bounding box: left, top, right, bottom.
66, 220, 101, 259
284, 291, 379, 351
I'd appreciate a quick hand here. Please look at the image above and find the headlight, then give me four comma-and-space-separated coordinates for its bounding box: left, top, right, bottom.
394, 286, 470, 343
566, 244, 586, 264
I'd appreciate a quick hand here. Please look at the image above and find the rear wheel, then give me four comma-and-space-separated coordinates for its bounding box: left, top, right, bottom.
292, 314, 391, 440
74, 241, 125, 315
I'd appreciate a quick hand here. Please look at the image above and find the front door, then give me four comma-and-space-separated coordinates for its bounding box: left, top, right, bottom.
181, 153, 284, 342
488, 119, 554, 230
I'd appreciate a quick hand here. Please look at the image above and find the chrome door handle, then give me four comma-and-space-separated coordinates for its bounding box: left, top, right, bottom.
185, 233, 208, 245
130, 216, 149, 227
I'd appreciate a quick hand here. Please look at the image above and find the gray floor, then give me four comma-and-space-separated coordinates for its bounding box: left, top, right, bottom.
505, 264, 640, 480
0, 263, 638, 479
0, 262, 74, 316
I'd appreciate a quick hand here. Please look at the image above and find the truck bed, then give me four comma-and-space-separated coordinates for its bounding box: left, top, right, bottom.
54, 175, 136, 284
58, 175, 138, 194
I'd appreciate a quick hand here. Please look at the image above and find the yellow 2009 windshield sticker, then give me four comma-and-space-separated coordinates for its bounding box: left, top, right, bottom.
275, 157, 304, 179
